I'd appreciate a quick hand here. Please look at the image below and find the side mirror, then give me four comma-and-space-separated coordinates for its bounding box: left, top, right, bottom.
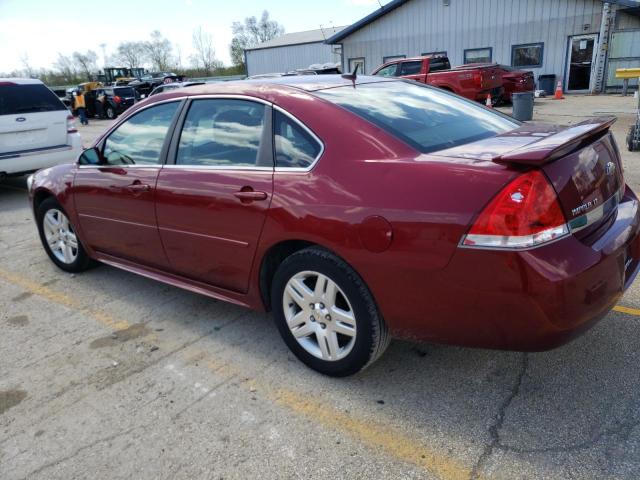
78, 147, 102, 166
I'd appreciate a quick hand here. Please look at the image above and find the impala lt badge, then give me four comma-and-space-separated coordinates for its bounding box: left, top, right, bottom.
572, 198, 599, 217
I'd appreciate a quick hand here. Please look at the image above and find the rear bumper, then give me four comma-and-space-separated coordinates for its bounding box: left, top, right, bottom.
0, 133, 82, 175
388, 188, 640, 351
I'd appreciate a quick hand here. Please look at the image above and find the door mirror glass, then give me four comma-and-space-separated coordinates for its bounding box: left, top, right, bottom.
78, 147, 102, 165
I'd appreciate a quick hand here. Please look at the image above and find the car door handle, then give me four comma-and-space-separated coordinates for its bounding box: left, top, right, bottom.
234, 190, 268, 202
125, 183, 151, 192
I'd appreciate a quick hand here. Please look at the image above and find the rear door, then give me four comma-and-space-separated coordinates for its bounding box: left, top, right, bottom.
0, 82, 68, 156
155, 97, 274, 293
398, 60, 426, 82
73, 100, 182, 269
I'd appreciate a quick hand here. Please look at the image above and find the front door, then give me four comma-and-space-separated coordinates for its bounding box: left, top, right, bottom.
73, 101, 181, 269
566, 34, 598, 92
155, 98, 274, 293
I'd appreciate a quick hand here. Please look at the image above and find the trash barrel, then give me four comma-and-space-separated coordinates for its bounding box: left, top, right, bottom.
512, 92, 534, 121
538, 74, 556, 96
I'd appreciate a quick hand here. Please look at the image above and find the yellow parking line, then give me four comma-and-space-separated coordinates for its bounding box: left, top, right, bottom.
613, 305, 640, 316
2, 266, 473, 479
0, 268, 130, 331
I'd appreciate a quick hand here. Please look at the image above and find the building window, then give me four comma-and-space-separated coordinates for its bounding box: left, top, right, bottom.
511, 43, 544, 68
383, 55, 405, 64
348, 57, 365, 74
463, 47, 492, 64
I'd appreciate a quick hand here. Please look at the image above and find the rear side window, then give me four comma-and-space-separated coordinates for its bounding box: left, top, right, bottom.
428, 57, 451, 72
103, 102, 179, 165
399, 61, 423, 76
315, 81, 518, 154
274, 110, 322, 169
0, 84, 66, 115
114, 87, 135, 97
177, 99, 266, 167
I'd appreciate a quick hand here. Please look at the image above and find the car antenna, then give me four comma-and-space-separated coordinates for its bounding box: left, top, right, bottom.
341, 64, 359, 85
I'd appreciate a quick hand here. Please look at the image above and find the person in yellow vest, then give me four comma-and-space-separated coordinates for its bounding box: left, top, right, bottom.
73, 90, 88, 126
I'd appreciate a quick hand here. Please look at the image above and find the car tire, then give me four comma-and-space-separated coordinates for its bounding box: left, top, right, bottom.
105, 106, 116, 120
36, 197, 95, 273
271, 247, 390, 377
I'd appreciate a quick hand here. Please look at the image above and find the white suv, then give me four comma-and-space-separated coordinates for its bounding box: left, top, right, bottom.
0, 78, 82, 179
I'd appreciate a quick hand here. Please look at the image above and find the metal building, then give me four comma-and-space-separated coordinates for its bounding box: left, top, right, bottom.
245, 26, 346, 77
327, 0, 640, 93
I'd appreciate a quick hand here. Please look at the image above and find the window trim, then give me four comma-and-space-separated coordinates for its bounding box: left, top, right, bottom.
463, 47, 493, 64
382, 54, 406, 64
511, 42, 544, 68
273, 105, 325, 173
78, 98, 185, 169
165, 95, 274, 171
421, 51, 447, 57
348, 57, 366, 75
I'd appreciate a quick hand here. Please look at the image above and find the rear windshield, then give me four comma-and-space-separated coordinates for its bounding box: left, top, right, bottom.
0, 84, 66, 115
315, 81, 518, 153
114, 87, 135, 97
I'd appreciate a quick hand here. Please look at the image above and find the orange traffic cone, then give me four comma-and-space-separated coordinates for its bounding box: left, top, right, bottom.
553, 81, 564, 100
485, 93, 493, 108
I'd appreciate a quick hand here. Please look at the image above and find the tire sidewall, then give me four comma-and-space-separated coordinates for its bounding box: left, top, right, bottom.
36, 198, 90, 272
106, 106, 116, 119
271, 249, 378, 376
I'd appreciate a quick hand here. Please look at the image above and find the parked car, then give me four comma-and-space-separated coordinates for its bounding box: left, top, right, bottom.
149, 81, 205, 97
462, 63, 535, 103
0, 78, 81, 179
129, 72, 186, 97
93, 86, 138, 119
372, 55, 504, 105
27, 76, 639, 377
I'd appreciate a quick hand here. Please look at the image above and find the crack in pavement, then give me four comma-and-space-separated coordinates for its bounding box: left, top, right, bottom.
470, 353, 529, 480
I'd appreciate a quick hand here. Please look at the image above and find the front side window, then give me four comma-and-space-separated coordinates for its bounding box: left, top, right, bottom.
512, 43, 544, 68
274, 110, 322, 169
103, 102, 179, 165
464, 47, 492, 64
315, 81, 518, 154
176, 99, 266, 167
399, 61, 423, 76
375, 64, 399, 77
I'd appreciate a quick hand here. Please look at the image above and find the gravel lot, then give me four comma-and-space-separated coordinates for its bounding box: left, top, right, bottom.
2, 94, 640, 480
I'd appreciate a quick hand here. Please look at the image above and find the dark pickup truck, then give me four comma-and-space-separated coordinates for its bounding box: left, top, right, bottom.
372, 55, 504, 105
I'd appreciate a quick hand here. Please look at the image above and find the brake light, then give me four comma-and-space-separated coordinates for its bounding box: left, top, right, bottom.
66, 115, 77, 134
114, 96, 122, 104
473, 71, 483, 89
462, 170, 568, 249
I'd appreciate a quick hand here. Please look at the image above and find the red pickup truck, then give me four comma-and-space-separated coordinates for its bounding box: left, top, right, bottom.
372, 56, 504, 105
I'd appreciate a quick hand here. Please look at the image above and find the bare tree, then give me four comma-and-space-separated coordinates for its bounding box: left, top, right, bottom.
20, 53, 34, 78
230, 10, 284, 66
72, 50, 98, 81
116, 41, 147, 69
54, 53, 78, 82
145, 30, 173, 71
190, 27, 222, 75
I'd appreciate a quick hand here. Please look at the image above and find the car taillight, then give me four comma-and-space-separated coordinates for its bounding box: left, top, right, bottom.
66, 115, 77, 134
473, 71, 483, 88
114, 96, 122, 104
462, 170, 569, 249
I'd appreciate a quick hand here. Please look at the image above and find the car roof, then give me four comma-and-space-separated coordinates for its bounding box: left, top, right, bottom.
186, 75, 396, 93
0, 78, 44, 85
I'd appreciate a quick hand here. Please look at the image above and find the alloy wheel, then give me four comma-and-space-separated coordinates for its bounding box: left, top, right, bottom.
42, 209, 79, 265
282, 270, 357, 361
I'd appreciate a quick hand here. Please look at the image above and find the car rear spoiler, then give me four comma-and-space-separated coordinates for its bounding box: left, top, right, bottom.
495, 117, 616, 166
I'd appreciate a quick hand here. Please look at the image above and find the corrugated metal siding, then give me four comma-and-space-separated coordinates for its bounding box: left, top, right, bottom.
246, 43, 340, 76
341, 0, 609, 81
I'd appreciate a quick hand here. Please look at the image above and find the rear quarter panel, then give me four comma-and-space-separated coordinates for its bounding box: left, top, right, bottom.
255, 92, 519, 334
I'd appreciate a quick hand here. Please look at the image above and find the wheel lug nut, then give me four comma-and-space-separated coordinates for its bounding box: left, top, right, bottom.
320, 323, 327, 329
309, 304, 315, 309
319, 303, 325, 309
325, 315, 331, 321
310, 316, 316, 322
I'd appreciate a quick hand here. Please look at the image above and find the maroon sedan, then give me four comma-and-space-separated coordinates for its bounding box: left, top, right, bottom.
28, 77, 640, 376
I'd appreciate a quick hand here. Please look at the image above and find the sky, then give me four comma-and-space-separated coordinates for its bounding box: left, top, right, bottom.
0, 0, 389, 72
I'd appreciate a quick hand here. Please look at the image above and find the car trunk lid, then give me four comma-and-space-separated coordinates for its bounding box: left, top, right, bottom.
437, 117, 623, 239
